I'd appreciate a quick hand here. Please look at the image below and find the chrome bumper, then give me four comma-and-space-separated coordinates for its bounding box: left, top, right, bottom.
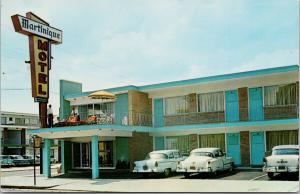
263, 166, 299, 173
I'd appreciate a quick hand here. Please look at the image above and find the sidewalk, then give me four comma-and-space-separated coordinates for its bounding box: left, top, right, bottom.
1, 164, 61, 172
1, 174, 298, 192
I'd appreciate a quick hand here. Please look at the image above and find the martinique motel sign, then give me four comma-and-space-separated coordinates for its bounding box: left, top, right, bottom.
11, 12, 62, 102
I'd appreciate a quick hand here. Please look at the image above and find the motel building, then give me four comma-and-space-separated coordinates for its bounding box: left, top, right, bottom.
28, 65, 299, 179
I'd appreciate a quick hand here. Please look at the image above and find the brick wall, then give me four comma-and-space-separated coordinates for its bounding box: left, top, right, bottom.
240, 131, 250, 166
128, 132, 153, 170
128, 90, 152, 126
187, 93, 197, 112
189, 134, 198, 151
238, 87, 248, 121
164, 112, 225, 126
264, 105, 298, 120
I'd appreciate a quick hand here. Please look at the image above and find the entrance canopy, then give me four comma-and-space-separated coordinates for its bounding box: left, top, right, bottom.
27, 124, 152, 139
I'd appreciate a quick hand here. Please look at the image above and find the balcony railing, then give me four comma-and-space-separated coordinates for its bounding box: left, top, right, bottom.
163, 105, 299, 127
53, 111, 152, 128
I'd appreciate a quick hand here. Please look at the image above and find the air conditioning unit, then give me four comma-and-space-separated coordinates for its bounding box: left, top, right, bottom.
7, 117, 15, 125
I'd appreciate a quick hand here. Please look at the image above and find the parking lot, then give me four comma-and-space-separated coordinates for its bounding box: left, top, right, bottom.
2, 165, 299, 182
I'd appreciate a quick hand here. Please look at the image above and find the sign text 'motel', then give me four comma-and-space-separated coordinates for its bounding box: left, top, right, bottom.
11, 12, 62, 102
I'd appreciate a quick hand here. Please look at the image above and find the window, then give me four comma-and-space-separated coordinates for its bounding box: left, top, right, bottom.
264, 83, 298, 107
1, 117, 6, 124
168, 153, 174, 159
9, 117, 13, 121
166, 136, 190, 155
198, 92, 224, 112
165, 96, 187, 115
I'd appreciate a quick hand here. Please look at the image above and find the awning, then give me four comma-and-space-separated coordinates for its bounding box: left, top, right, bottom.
88, 91, 116, 99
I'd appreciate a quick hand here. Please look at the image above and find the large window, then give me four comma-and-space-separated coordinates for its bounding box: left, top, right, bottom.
165, 96, 188, 115
76, 102, 115, 120
264, 83, 298, 107
166, 136, 190, 155
266, 130, 298, 151
198, 92, 224, 112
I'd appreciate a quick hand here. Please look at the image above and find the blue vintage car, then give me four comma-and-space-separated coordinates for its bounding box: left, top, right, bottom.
0, 155, 14, 167
9, 155, 30, 166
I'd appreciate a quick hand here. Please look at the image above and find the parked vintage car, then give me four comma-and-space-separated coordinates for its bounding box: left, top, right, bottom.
9, 155, 30, 166
177, 147, 234, 178
0, 155, 14, 167
22, 155, 40, 165
263, 145, 299, 179
133, 150, 185, 177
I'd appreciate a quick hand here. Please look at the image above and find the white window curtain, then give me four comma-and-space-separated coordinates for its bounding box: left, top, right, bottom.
264, 83, 298, 106
198, 92, 224, 112
166, 136, 190, 155
165, 96, 187, 115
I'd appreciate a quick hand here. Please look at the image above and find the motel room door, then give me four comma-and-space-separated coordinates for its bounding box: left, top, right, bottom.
225, 90, 239, 122
249, 87, 264, 121
250, 132, 265, 165
226, 133, 241, 165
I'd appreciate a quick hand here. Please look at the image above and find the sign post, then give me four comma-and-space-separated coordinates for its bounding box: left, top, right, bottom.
11, 12, 62, 177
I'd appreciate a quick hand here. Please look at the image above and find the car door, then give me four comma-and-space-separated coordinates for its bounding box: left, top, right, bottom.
218, 149, 231, 170
167, 152, 177, 171
213, 150, 223, 171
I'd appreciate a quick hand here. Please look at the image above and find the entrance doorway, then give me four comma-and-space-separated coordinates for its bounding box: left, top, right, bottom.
99, 141, 113, 167
72, 141, 114, 168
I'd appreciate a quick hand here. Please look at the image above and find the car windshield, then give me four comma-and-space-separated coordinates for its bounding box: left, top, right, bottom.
145, 153, 168, 160
272, 148, 299, 155
190, 152, 214, 157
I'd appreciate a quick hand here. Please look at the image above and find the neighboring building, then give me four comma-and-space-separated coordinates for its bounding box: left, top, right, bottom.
28, 65, 299, 179
1, 111, 59, 160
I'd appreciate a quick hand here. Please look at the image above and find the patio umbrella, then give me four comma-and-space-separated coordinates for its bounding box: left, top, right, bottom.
88, 90, 116, 100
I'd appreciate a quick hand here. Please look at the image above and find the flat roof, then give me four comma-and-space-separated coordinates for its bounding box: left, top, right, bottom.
64, 64, 298, 100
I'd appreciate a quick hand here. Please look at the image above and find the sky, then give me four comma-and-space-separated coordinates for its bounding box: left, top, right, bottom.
1, 0, 299, 116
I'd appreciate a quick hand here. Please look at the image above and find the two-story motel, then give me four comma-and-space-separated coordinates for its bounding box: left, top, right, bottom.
28, 65, 299, 179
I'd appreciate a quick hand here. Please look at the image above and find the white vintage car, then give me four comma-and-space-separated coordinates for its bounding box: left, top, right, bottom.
263, 145, 299, 179
177, 147, 234, 178
133, 150, 185, 177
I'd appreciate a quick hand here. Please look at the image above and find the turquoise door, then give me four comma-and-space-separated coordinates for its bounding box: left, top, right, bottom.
154, 137, 165, 150
251, 132, 265, 165
225, 90, 239, 122
249, 88, 264, 121
226, 133, 241, 165
154, 98, 164, 127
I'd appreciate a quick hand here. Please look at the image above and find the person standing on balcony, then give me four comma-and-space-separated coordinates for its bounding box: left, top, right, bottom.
47, 104, 54, 128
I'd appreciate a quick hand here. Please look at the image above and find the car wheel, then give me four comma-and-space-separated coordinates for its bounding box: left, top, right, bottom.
267, 172, 274, 179
184, 172, 190, 178
164, 168, 171, 177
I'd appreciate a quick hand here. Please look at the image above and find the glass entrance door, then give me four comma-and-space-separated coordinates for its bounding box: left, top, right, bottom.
72, 141, 114, 168
99, 141, 113, 167
72, 142, 91, 168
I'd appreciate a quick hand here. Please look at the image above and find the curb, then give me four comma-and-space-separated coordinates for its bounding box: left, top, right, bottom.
1, 166, 60, 172
1, 185, 57, 190
235, 167, 262, 171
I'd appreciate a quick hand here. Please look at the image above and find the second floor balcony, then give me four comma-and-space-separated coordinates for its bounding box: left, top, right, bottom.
55, 111, 152, 127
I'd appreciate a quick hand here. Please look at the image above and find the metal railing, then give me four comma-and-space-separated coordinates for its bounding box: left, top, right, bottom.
54, 111, 152, 127
34, 105, 298, 128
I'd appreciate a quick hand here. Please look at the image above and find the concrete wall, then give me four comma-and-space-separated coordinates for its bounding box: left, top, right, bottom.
128, 132, 153, 170
59, 80, 82, 120
115, 93, 128, 125
128, 90, 152, 126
